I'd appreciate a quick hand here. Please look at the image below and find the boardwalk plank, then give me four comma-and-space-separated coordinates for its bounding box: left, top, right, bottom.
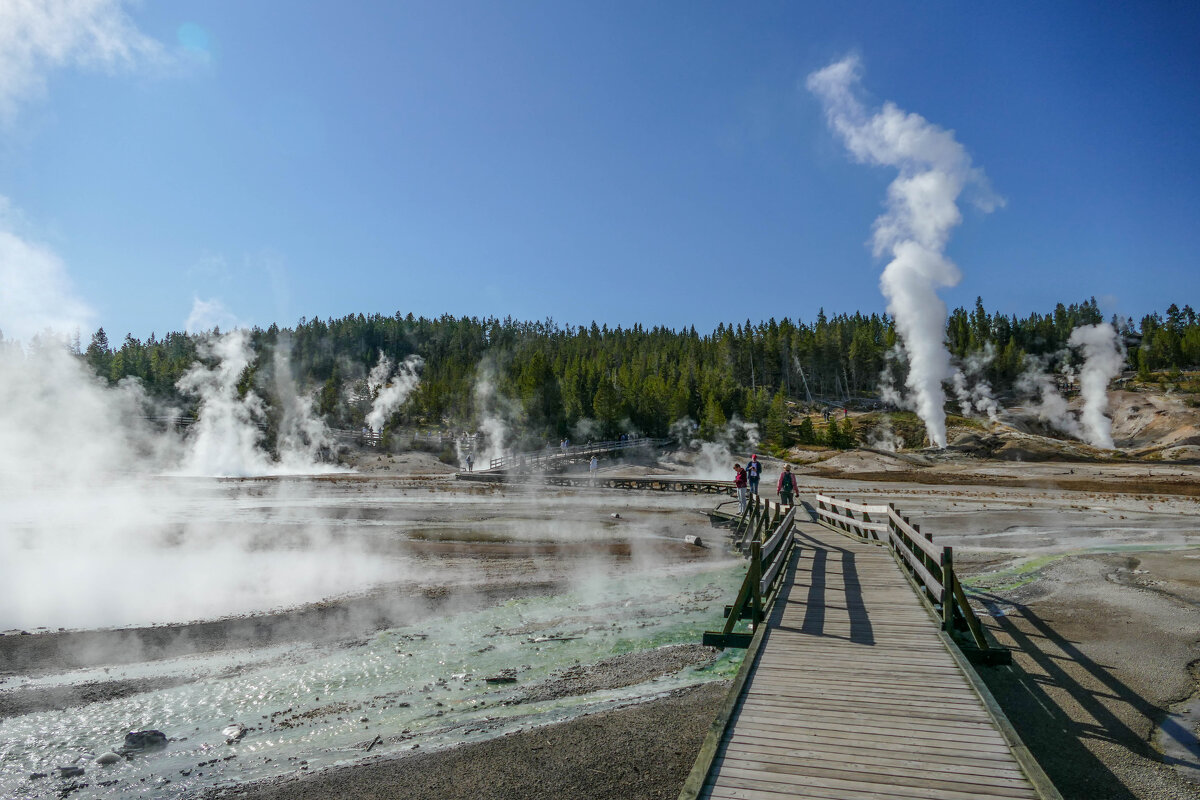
698, 523, 1041, 800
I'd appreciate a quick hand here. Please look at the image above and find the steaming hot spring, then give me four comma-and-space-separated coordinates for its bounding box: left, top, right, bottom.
0, 473, 742, 799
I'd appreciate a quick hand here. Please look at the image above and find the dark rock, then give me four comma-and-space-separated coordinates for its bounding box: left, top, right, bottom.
29, 772, 48, 779
57, 766, 85, 778
123, 730, 168, 750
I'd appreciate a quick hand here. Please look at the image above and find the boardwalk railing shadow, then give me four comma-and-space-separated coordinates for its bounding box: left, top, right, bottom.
779, 532, 876, 645
973, 591, 1182, 800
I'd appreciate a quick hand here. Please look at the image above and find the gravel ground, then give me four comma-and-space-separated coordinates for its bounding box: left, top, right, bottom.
512, 643, 719, 704
207, 682, 727, 800
973, 553, 1200, 800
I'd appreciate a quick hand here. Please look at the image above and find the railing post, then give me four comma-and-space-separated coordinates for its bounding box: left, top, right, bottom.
750, 539, 763, 627
941, 546, 955, 632
913, 522, 926, 572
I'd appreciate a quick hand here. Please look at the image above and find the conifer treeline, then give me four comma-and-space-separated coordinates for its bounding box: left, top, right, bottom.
77, 298, 1200, 441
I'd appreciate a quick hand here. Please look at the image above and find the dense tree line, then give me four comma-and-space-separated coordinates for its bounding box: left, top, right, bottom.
72, 298, 1200, 445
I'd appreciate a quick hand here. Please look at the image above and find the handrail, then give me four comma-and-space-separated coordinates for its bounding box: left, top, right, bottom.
813, 491, 992, 654
704, 495, 798, 649
486, 436, 665, 471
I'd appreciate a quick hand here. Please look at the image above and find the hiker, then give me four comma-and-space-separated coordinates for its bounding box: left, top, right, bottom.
733, 463, 748, 514
746, 454, 761, 495
465, 452, 474, 473
777, 464, 796, 506
589, 455, 599, 485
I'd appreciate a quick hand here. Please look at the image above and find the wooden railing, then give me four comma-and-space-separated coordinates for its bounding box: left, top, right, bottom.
485, 436, 667, 471
703, 495, 798, 649
813, 492, 994, 657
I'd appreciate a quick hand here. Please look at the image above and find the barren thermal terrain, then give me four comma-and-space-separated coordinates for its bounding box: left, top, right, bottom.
4, 444, 1199, 800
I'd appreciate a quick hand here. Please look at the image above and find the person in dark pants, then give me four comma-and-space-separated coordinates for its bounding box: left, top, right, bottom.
733, 463, 748, 514
746, 454, 761, 495
776, 464, 796, 506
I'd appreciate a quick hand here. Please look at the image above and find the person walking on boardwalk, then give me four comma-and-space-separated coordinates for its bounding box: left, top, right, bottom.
465, 452, 474, 473
746, 454, 761, 495
733, 463, 748, 514
777, 463, 796, 506
589, 454, 599, 485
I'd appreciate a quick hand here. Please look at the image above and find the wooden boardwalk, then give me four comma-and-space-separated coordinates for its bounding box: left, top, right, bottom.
697, 519, 1045, 800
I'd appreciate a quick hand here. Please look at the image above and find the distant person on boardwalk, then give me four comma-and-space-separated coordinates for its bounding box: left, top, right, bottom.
746, 455, 761, 495
589, 455, 599, 485
465, 452, 474, 473
733, 463, 748, 514
777, 464, 796, 506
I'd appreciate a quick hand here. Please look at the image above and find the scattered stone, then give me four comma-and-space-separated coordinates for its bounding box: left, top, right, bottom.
57, 766, 85, 778
94, 752, 122, 766
123, 730, 168, 750
684, 534, 704, 547
222, 723, 247, 744
29, 772, 48, 780
610, 513, 621, 519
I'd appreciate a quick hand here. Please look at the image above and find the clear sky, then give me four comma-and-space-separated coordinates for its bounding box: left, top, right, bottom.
1, 1, 1198, 342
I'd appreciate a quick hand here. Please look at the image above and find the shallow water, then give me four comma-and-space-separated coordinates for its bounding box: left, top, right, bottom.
1157, 694, 1200, 785
0, 562, 744, 799
1, 477, 744, 798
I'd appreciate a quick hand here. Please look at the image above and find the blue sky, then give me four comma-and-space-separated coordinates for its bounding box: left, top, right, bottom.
1, 1, 1198, 341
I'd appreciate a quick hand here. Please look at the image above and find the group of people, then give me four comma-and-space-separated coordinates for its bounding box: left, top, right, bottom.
732, 454, 798, 514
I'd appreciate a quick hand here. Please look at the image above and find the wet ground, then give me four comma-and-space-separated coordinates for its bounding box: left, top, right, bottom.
0, 476, 743, 800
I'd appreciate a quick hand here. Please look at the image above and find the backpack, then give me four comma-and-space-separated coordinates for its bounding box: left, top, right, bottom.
781, 472, 794, 492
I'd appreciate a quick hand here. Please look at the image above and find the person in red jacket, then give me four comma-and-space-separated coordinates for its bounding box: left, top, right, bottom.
733, 463, 748, 514
777, 464, 796, 506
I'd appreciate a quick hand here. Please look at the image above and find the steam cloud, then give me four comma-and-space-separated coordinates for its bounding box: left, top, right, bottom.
1016, 352, 1082, 441
951, 344, 1002, 423
365, 352, 424, 432
808, 55, 1001, 448
1067, 323, 1123, 449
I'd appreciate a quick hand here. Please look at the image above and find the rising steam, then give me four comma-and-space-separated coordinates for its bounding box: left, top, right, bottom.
1016, 352, 1082, 441
808, 55, 1001, 447
365, 352, 424, 432
175, 330, 270, 476
1067, 323, 1124, 449
951, 344, 1002, 423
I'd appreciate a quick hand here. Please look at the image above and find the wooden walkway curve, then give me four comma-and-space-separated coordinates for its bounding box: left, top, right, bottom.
686, 515, 1059, 800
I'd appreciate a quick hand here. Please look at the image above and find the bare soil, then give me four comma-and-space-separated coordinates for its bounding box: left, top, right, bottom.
209, 682, 727, 800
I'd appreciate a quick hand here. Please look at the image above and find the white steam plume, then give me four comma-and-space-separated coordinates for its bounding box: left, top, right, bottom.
1067, 323, 1124, 449
365, 352, 423, 431
951, 343, 1002, 423
272, 336, 340, 469
693, 418, 761, 480
1016, 353, 1082, 440
867, 414, 904, 452
808, 55, 1002, 448
175, 329, 270, 477
469, 359, 515, 469
878, 344, 906, 408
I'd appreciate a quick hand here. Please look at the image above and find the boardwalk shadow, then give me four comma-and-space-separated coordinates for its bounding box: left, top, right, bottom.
776, 530, 874, 646
973, 591, 1157, 800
